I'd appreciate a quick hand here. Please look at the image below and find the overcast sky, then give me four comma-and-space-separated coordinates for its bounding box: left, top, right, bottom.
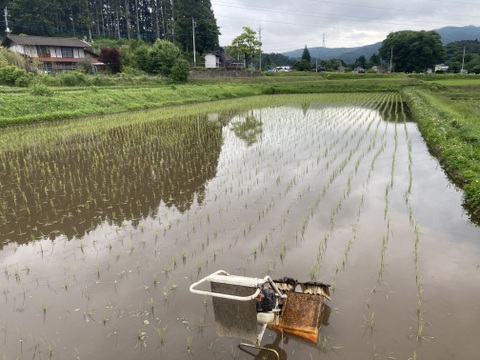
211, 0, 480, 53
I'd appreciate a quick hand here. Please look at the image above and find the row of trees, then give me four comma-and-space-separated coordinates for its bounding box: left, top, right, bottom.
1, 0, 220, 54
284, 30, 479, 74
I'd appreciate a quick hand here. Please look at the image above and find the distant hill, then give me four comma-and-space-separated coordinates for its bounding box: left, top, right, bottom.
436, 25, 480, 45
283, 25, 480, 64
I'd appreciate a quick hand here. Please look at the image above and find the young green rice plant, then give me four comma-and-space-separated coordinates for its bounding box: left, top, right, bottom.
154, 323, 168, 347
317, 333, 343, 353
194, 315, 208, 334
279, 242, 287, 262
186, 336, 193, 356
362, 312, 375, 332
14, 264, 20, 283
309, 262, 319, 281
41, 300, 47, 317
148, 297, 155, 314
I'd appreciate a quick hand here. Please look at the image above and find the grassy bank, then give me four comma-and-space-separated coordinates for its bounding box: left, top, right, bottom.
403, 87, 480, 218
0, 72, 416, 127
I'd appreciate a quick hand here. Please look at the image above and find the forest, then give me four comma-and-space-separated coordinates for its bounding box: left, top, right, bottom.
0, 0, 220, 54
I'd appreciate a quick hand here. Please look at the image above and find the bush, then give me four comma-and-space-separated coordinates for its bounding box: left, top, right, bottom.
147, 40, 183, 77
0, 65, 30, 86
169, 59, 190, 83
0, 48, 27, 69
30, 84, 53, 96
56, 71, 86, 86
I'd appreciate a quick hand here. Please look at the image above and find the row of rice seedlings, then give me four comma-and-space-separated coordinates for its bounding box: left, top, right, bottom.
327, 97, 394, 288
299, 103, 379, 243
395, 100, 430, 342
217, 104, 362, 268
308, 95, 392, 281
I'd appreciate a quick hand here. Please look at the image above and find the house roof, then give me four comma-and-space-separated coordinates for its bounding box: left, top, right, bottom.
2, 34, 90, 48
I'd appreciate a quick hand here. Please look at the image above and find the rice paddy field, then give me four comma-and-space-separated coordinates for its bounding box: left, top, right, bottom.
1, 93, 479, 360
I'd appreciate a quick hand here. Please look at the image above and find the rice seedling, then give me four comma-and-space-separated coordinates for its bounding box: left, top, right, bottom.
317, 333, 343, 353
153, 323, 168, 347
309, 262, 320, 281
362, 312, 375, 333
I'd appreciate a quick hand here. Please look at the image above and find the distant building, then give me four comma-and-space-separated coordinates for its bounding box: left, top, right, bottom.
205, 52, 220, 68
434, 64, 449, 73
203, 48, 243, 69
1, 34, 104, 73
371, 66, 388, 73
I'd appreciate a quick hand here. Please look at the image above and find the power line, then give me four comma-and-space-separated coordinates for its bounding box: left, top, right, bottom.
213, 0, 479, 24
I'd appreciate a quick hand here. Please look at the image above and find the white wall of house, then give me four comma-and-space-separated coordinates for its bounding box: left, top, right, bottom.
205, 53, 219, 68
9, 44, 36, 57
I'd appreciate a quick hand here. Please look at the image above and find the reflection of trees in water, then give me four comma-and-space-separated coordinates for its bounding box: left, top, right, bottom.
230, 112, 263, 146
0, 114, 225, 246
301, 102, 310, 117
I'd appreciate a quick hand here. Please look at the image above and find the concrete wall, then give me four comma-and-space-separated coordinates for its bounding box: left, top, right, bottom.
190, 70, 261, 78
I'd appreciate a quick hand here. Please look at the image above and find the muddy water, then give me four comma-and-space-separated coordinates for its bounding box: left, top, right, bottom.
1, 95, 479, 360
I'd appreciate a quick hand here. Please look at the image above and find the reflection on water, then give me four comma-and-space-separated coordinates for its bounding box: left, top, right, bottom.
0, 94, 479, 360
0, 115, 224, 247
230, 112, 263, 146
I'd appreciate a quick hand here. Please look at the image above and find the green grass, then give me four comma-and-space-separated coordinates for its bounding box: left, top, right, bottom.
0, 72, 414, 127
403, 87, 480, 220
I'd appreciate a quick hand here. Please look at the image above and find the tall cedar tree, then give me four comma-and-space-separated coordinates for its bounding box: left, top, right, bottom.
301, 45, 311, 63
4, 0, 218, 51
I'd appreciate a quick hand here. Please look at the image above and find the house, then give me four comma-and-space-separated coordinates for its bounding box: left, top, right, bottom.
205, 52, 220, 68
434, 64, 449, 73
371, 66, 388, 74
1, 34, 104, 73
204, 48, 243, 69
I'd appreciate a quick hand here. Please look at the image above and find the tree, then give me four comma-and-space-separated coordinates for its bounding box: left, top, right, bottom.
301, 45, 311, 64
174, 0, 220, 54
99, 48, 122, 73
146, 39, 183, 77
292, 59, 311, 71
369, 53, 380, 66
379, 30, 445, 72
354, 55, 366, 69
226, 27, 262, 67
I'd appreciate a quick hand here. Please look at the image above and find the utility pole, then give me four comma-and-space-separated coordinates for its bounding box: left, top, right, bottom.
461, 46, 466, 73
389, 47, 393, 73
316, 33, 325, 73
4, 7, 11, 34
258, 25, 263, 71
192, 18, 197, 66
171, 0, 175, 41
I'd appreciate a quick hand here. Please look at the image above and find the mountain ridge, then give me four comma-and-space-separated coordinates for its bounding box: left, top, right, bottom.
282, 25, 480, 64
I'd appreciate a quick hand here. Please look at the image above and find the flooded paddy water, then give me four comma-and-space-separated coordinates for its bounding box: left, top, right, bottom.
1, 93, 479, 360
